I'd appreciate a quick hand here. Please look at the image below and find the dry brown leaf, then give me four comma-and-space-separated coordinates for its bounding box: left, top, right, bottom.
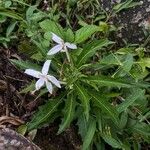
0, 116, 24, 126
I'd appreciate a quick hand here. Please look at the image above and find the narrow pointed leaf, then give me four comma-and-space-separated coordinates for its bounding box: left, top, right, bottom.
90, 91, 119, 124
83, 76, 132, 88
58, 93, 76, 134
117, 89, 144, 113
82, 117, 96, 150
75, 83, 90, 120
77, 113, 88, 139
77, 40, 114, 68
27, 95, 65, 131
0, 10, 23, 20
10, 59, 41, 70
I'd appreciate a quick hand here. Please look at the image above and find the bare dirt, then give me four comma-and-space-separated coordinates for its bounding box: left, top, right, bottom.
0, 48, 81, 150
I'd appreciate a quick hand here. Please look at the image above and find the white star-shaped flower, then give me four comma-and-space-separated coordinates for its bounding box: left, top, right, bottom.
25, 60, 61, 94
47, 33, 77, 55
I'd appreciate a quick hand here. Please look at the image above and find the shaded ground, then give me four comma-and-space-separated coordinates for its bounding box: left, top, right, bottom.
0, 48, 81, 150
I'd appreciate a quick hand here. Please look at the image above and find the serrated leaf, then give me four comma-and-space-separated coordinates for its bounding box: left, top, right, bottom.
89, 91, 119, 123
117, 89, 144, 113
77, 113, 88, 139
10, 59, 41, 70
74, 83, 90, 120
89, 91, 119, 124
27, 95, 65, 131
101, 134, 122, 149
84, 75, 132, 88
19, 81, 35, 94
39, 19, 64, 38
58, 92, 76, 134
99, 53, 122, 66
132, 122, 150, 136
77, 39, 114, 68
82, 117, 96, 150
75, 25, 100, 43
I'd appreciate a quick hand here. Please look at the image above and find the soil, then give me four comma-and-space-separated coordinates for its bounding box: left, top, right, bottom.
0, 48, 81, 150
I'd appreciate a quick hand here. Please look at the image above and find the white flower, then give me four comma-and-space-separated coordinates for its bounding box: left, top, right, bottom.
47, 33, 77, 55
25, 60, 61, 94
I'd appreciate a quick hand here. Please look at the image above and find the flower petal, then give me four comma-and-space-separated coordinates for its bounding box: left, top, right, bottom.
47, 75, 61, 88
42, 60, 51, 75
25, 69, 41, 78
47, 45, 63, 55
52, 33, 63, 44
35, 78, 45, 90
65, 42, 77, 49
46, 81, 53, 94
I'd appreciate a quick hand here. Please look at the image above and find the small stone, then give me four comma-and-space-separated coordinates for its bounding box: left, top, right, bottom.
0, 128, 41, 150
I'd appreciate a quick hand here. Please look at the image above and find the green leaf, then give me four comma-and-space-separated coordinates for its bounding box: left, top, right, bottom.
101, 134, 122, 149
27, 95, 65, 131
10, 59, 41, 70
84, 75, 132, 88
116, 54, 134, 77
65, 28, 74, 42
39, 19, 64, 38
117, 89, 144, 113
74, 83, 90, 120
77, 113, 88, 139
75, 25, 100, 43
113, 0, 141, 13
119, 112, 128, 129
132, 122, 150, 136
0, 10, 23, 20
77, 39, 114, 68
31, 52, 44, 61
26, 5, 37, 23
99, 53, 122, 66
17, 124, 27, 135
32, 39, 47, 56
137, 58, 150, 72
4, 0, 12, 8
58, 92, 76, 134
6, 21, 17, 37
90, 91, 119, 124
82, 117, 96, 150
18, 40, 38, 56
19, 81, 35, 94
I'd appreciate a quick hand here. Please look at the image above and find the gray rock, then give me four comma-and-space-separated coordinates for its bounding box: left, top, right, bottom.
100, 0, 150, 44
0, 128, 41, 150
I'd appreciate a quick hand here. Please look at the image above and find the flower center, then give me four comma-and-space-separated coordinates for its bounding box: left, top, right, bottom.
39, 74, 48, 81
61, 43, 67, 52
